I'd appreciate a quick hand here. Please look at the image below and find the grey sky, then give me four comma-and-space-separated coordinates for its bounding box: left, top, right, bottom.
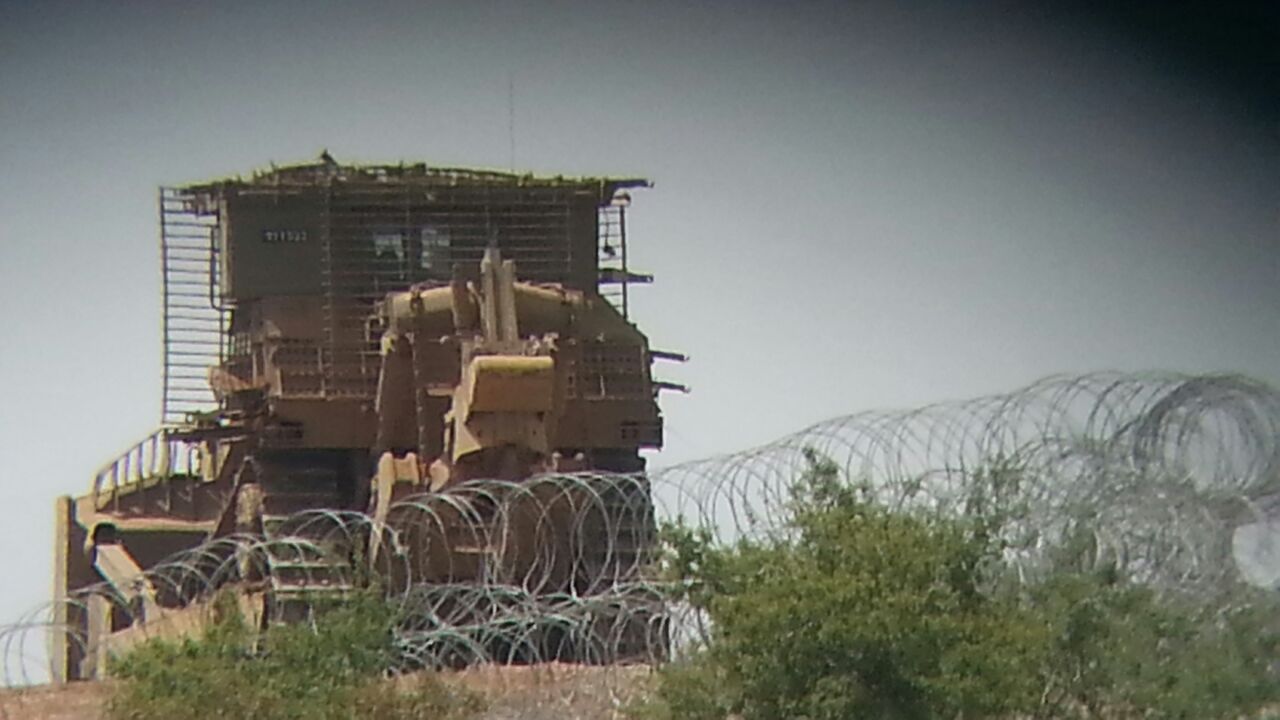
1, 0, 1277, 626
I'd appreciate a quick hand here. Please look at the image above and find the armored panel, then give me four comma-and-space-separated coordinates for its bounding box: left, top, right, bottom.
221, 191, 325, 300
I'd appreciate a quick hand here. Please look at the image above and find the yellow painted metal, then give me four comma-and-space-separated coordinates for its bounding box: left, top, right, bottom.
463, 355, 555, 416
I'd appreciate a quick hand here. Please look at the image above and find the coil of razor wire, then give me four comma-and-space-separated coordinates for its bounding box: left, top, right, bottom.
4, 372, 1280, 691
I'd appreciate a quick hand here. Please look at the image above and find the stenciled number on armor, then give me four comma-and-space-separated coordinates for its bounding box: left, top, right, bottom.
262, 229, 307, 244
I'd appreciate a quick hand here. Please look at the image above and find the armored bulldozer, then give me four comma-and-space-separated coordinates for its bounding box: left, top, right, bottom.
52, 157, 680, 681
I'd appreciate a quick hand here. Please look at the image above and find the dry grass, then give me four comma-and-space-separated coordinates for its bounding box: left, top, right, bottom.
446, 662, 652, 720
0, 663, 653, 720
0, 681, 109, 720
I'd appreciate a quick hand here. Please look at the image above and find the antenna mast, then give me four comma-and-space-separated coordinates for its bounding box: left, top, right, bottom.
507, 74, 516, 172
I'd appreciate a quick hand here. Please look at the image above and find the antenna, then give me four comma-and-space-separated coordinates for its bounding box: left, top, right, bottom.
507, 73, 516, 172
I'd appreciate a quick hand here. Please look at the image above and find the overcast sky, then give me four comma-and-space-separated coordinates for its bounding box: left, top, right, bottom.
1, 1, 1277, 630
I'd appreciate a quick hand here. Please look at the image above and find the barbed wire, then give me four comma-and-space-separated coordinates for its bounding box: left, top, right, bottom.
3, 371, 1279, 701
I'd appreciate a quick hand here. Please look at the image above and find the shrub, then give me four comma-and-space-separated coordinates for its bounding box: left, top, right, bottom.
106, 592, 482, 720
1031, 574, 1280, 719
636, 453, 1280, 720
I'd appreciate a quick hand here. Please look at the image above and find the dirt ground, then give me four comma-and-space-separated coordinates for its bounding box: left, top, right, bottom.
0, 681, 107, 720
0, 663, 652, 720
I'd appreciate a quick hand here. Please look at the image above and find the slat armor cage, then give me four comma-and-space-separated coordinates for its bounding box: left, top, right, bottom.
161, 160, 648, 423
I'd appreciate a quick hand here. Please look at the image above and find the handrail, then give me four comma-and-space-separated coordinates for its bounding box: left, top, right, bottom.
91, 427, 202, 507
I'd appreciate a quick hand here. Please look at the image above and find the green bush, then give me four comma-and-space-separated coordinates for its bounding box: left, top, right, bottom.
1031, 575, 1280, 719
635, 453, 1280, 720
106, 592, 483, 720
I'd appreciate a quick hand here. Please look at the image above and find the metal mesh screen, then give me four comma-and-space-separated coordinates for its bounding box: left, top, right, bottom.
319, 183, 582, 398
160, 187, 226, 424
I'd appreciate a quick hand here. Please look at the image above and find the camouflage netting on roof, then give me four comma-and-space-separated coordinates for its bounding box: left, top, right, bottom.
181, 156, 649, 193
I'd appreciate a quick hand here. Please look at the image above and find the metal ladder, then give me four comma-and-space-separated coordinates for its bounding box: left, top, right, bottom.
260, 507, 355, 624
160, 187, 227, 425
